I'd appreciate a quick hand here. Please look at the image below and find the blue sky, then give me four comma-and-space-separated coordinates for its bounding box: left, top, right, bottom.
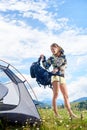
58, 0, 87, 28
0, 0, 87, 103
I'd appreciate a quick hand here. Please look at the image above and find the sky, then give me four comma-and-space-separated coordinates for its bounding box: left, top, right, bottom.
0, 0, 87, 103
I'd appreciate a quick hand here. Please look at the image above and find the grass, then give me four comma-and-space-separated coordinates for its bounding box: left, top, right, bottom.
1, 107, 87, 130
38, 107, 87, 130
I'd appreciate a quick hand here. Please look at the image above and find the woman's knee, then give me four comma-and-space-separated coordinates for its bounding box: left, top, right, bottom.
64, 94, 69, 100
53, 92, 58, 99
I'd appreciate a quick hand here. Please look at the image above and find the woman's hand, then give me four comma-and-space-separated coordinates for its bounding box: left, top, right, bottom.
40, 54, 45, 60
52, 68, 59, 74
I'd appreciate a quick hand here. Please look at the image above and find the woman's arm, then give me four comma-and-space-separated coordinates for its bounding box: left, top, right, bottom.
40, 55, 52, 69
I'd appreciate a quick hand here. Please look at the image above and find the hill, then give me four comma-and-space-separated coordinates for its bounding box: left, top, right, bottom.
42, 98, 64, 106
33, 98, 64, 108
33, 100, 51, 108
72, 97, 87, 103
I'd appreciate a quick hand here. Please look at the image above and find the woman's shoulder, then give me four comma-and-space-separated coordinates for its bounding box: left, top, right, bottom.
60, 48, 64, 54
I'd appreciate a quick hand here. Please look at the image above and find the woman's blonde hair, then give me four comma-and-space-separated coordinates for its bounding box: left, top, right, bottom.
50, 43, 62, 51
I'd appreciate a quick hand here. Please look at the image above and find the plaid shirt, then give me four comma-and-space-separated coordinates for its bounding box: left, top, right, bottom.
42, 53, 67, 76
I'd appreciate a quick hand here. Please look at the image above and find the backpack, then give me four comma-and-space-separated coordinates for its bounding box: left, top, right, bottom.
30, 58, 52, 88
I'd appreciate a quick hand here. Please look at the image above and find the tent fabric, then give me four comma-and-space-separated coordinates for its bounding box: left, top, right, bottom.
0, 104, 17, 111
0, 83, 8, 100
0, 60, 41, 124
0, 65, 22, 84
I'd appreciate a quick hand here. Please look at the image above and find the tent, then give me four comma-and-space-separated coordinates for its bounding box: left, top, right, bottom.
0, 59, 41, 124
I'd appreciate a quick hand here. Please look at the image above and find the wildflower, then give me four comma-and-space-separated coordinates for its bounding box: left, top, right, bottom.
66, 124, 69, 128
59, 120, 63, 123
15, 120, 18, 123
42, 119, 45, 123
33, 123, 36, 127
45, 106, 48, 109
22, 125, 25, 128
69, 117, 72, 121
42, 117, 46, 122
25, 121, 28, 125
54, 122, 57, 125
80, 126, 82, 129
35, 121, 38, 125
29, 118, 32, 121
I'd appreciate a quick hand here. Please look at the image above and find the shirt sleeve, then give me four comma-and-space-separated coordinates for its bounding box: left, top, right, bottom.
61, 55, 67, 67
42, 56, 52, 69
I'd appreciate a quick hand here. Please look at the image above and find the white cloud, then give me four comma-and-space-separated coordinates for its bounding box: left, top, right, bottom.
0, 0, 69, 31
68, 76, 87, 101
76, 55, 87, 68
59, 30, 87, 54
30, 86, 52, 101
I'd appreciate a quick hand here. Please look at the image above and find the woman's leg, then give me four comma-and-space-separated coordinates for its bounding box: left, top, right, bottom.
60, 83, 77, 117
52, 81, 59, 116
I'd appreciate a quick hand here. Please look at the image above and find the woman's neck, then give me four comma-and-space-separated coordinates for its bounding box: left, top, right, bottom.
54, 52, 61, 57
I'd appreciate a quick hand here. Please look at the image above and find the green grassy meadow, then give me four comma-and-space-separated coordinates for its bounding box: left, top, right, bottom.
1, 107, 87, 130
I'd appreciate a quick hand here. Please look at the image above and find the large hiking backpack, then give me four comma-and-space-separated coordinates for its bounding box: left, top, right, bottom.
30, 58, 52, 88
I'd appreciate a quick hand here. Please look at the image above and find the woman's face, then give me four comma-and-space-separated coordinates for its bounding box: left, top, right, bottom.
51, 46, 60, 55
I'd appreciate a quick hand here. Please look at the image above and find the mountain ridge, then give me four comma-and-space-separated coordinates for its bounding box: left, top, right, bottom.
72, 97, 87, 103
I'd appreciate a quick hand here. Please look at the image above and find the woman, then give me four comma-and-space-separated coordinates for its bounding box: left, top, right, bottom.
40, 43, 77, 118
